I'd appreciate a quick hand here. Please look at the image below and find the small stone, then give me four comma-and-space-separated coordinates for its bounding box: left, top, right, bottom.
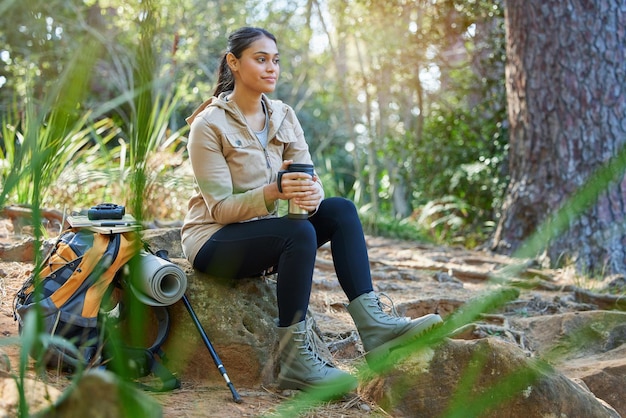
359, 402, 372, 412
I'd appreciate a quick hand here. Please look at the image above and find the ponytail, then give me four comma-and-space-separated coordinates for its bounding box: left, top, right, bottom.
212, 54, 234, 97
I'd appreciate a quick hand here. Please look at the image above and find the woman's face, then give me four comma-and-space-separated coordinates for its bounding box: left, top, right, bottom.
229, 36, 280, 95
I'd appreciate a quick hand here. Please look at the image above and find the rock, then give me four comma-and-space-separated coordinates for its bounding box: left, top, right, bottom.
40, 369, 162, 418
510, 311, 626, 416
509, 311, 626, 359
565, 347, 626, 418
0, 376, 62, 417
136, 228, 282, 387
0, 238, 35, 262
361, 338, 620, 417
162, 259, 280, 387
0, 226, 182, 263
140, 227, 184, 259
604, 275, 626, 294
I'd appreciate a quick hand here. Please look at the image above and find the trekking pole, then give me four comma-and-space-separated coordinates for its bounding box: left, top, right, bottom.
154, 250, 242, 403
181, 294, 242, 403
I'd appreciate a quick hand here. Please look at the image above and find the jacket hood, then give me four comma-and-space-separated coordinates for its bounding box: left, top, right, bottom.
185, 92, 283, 126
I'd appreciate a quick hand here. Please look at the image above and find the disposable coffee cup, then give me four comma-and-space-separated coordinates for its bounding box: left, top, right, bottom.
278, 163, 315, 220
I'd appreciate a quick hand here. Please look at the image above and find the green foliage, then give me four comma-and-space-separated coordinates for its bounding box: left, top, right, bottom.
411, 100, 508, 246
126, 0, 157, 220
359, 209, 434, 243
0, 0, 95, 112
413, 195, 471, 241
408, 1, 507, 245
0, 102, 21, 199
0, 34, 106, 209
0, 0, 510, 245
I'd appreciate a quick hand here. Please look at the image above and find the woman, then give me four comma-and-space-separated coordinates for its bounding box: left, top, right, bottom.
182, 26, 442, 392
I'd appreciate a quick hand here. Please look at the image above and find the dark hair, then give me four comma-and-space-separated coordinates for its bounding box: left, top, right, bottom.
213, 27, 277, 97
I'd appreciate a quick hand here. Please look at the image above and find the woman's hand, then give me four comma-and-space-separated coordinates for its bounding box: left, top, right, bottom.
289, 173, 322, 213
264, 160, 322, 213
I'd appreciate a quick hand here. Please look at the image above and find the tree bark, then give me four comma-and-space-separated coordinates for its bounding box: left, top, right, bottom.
493, 1, 626, 275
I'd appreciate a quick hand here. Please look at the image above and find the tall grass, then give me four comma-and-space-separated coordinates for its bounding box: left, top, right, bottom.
1, 37, 104, 209
0, 2, 187, 415
0, 33, 108, 418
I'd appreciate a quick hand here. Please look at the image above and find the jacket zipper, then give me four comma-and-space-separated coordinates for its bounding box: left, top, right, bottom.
263, 148, 271, 169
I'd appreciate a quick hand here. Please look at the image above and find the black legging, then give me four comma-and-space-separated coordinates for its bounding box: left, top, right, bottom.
193, 197, 374, 326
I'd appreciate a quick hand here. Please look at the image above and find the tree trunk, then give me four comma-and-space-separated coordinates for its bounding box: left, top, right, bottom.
493, 1, 626, 275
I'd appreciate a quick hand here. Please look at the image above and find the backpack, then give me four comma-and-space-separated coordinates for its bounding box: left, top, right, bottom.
13, 227, 180, 391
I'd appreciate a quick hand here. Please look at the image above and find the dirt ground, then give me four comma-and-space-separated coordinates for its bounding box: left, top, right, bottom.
1, 218, 612, 417
0, 260, 405, 417
0, 223, 413, 417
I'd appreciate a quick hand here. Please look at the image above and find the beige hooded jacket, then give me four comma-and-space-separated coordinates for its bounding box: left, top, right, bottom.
181, 92, 323, 265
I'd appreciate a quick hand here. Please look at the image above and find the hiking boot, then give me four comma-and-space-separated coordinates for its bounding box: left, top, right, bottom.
277, 319, 357, 394
347, 291, 442, 366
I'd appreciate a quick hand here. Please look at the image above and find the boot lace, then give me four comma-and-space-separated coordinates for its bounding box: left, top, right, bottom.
294, 319, 334, 372
367, 292, 400, 318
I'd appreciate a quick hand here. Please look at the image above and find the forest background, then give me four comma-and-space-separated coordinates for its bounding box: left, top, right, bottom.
2, 1, 626, 416
0, 0, 507, 245
1, 0, 625, 278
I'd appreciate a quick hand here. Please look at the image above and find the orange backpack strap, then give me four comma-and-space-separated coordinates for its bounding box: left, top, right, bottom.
82, 231, 140, 318
49, 231, 112, 310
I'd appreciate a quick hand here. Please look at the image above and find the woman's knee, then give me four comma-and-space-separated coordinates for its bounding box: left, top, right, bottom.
284, 219, 317, 250
319, 197, 358, 220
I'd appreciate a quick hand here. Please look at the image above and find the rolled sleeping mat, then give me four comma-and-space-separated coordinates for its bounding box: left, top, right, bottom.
129, 251, 187, 306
